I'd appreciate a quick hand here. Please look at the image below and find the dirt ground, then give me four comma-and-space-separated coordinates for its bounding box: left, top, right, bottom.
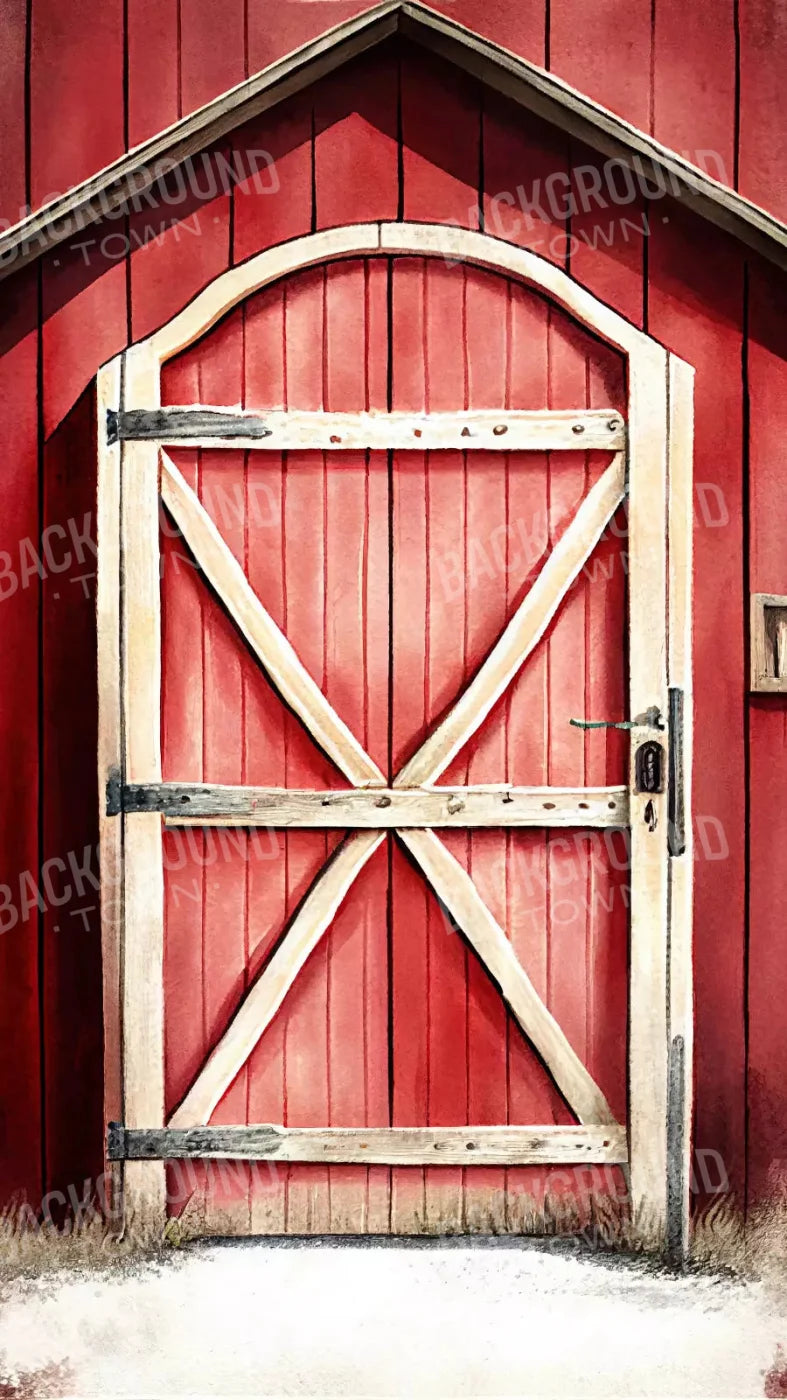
0, 1237, 785, 1399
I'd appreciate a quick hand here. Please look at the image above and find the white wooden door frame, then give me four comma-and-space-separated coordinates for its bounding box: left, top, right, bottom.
97, 222, 694, 1251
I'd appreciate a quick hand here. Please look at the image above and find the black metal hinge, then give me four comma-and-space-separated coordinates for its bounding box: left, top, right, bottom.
106, 768, 123, 817
107, 407, 273, 444
107, 1121, 128, 1160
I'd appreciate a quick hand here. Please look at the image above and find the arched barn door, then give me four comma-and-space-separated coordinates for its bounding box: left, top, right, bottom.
98, 224, 694, 1253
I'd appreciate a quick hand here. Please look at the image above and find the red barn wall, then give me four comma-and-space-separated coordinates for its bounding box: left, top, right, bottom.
2, 0, 786, 228
0, 30, 784, 1219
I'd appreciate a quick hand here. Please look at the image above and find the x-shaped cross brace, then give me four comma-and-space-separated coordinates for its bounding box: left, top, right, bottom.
160, 451, 625, 1133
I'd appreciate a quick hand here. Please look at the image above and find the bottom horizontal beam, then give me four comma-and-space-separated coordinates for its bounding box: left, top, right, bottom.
108, 1123, 628, 1166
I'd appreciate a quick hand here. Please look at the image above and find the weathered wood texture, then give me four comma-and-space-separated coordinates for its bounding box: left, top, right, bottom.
109, 1123, 628, 1165
113, 405, 626, 451
0, 39, 774, 1225
119, 782, 630, 827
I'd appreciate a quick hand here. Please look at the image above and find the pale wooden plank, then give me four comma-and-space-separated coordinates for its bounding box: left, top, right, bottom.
627, 340, 670, 1250
398, 829, 618, 1127
395, 454, 626, 787
96, 354, 124, 1226
152, 227, 382, 362
160, 453, 385, 788
112, 1123, 628, 1166
168, 832, 385, 1129
666, 353, 695, 1264
121, 344, 167, 1238
121, 782, 630, 827
751, 593, 787, 691
381, 224, 653, 357
114, 406, 626, 452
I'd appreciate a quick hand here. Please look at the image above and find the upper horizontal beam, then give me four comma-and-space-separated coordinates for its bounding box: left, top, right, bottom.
112, 781, 630, 828
1, 0, 786, 282
110, 406, 626, 452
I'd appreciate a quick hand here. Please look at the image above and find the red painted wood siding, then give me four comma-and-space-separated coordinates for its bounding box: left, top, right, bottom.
0, 43, 780, 1221
2, 0, 782, 228
156, 254, 628, 1233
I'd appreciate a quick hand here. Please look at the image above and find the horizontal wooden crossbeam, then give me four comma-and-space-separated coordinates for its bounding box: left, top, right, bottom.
108, 1122, 628, 1165
110, 406, 626, 451
114, 781, 629, 828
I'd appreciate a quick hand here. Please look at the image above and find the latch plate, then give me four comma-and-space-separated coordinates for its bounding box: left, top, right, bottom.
635, 740, 665, 794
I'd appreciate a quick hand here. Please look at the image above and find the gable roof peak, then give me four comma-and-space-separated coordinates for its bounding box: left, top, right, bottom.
1, 0, 785, 280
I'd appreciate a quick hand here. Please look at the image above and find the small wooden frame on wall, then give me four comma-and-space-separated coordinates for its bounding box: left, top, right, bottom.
751, 594, 787, 692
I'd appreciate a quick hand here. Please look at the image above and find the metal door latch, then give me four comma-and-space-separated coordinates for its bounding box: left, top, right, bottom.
636, 740, 664, 794
569, 705, 664, 731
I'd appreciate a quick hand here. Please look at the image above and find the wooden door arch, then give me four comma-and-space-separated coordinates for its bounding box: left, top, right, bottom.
98, 222, 694, 1253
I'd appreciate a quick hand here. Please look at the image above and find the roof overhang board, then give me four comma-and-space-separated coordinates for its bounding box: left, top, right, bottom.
2, 0, 785, 281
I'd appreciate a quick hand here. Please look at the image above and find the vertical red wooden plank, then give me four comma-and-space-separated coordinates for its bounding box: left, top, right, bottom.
250, 0, 545, 73
483, 98, 569, 264
41, 388, 104, 1207
128, 157, 231, 344
242, 283, 289, 1235
127, 0, 179, 147
231, 100, 313, 265
196, 310, 250, 1232
0, 0, 27, 225
281, 265, 331, 1234
747, 701, 787, 1205
653, 0, 736, 184
160, 346, 206, 1223
364, 259, 393, 1233
0, 279, 41, 1208
548, 0, 654, 134
648, 207, 747, 1201
437, 0, 546, 63
568, 139, 646, 331
247, 2, 365, 75
42, 250, 127, 439
179, 0, 247, 115
390, 256, 428, 1234
401, 49, 480, 228
30, 0, 124, 207
585, 351, 628, 1131
739, 0, 787, 221
544, 319, 592, 1223
502, 282, 556, 1229
313, 52, 399, 230
420, 260, 469, 1234
454, 266, 509, 1233
746, 263, 787, 1204
323, 259, 389, 1232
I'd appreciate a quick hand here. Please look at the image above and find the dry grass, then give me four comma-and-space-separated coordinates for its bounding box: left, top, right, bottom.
2, 1186, 787, 1285
0, 1194, 173, 1288
692, 1193, 787, 1282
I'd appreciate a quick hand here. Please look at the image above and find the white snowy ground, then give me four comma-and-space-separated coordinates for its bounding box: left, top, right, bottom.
1, 1239, 785, 1399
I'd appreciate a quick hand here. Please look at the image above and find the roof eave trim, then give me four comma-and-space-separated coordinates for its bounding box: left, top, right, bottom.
1, 0, 785, 282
